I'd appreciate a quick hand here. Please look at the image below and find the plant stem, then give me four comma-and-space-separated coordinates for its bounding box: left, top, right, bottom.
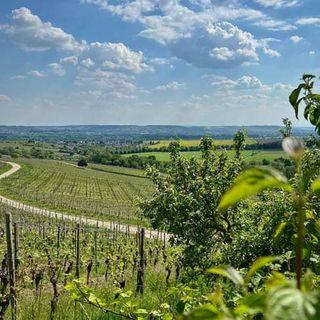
295, 157, 305, 289
295, 195, 305, 289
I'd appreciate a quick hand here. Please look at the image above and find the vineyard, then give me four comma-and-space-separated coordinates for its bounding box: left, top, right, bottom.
0, 160, 153, 225
0, 203, 181, 319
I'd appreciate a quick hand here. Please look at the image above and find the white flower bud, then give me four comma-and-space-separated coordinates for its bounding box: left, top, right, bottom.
282, 137, 305, 159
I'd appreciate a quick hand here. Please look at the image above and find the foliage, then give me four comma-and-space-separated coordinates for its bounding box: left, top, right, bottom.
77, 158, 88, 167
141, 137, 243, 269
233, 129, 247, 159
279, 118, 292, 138
290, 74, 320, 134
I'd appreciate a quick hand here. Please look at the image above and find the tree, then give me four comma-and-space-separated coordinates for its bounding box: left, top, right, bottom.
233, 129, 247, 159
77, 158, 88, 167
279, 117, 292, 138
140, 137, 242, 269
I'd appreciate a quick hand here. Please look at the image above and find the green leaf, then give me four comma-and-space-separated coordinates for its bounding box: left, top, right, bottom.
235, 292, 266, 315
289, 84, 306, 118
311, 178, 320, 197
184, 304, 220, 320
218, 167, 291, 212
273, 222, 288, 244
245, 256, 277, 284
302, 74, 316, 81
265, 286, 319, 320
134, 309, 149, 315
208, 265, 244, 286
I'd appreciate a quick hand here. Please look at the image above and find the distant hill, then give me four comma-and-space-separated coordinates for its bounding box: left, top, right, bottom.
0, 125, 314, 142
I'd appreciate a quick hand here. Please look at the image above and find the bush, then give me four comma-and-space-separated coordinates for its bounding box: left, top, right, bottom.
77, 158, 88, 167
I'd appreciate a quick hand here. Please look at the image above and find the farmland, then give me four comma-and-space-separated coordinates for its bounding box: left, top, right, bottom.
148, 138, 256, 149
0, 159, 153, 225
0, 203, 177, 319
123, 149, 287, 162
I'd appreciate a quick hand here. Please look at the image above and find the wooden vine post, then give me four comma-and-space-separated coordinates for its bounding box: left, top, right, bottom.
13, 223, 19, 273
5, 213, 17, 320
75, 223, 80, 278
136, 228, 145, 295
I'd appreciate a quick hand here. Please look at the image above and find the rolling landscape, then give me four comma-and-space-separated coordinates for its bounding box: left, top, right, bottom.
1, 1, 320, 319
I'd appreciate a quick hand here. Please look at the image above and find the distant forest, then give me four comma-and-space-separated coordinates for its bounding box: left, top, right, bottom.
0, 125, 314, 142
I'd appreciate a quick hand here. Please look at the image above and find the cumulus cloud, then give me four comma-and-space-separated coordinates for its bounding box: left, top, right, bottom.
48, 63, 66, 76
170, 22, 279, 68
290, 35, 302, 43
82, 42, 151, 73
154, 81, 185, 91
82, 1, 285, 69
0, 7, 151, 75
296, 17, 320, 26
309, 50, 316, 55
0, 7, 82, 52
254, 0, 300, 8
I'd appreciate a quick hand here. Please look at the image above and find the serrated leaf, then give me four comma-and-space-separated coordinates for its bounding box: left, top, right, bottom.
208, 265, 244, 286
218, 167, 291, 212
265, 286, 318, 320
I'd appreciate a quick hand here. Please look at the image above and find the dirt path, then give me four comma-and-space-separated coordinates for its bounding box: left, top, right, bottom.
0, 161, 167, 240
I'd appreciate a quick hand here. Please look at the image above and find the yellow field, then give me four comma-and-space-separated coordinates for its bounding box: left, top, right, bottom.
148, 138, 256, 149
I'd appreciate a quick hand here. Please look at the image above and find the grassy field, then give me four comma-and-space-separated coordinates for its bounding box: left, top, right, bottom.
0, 159, 153, 225
123, 149, 286, 162
148, 138, 256, 149
0, 161, 11, 174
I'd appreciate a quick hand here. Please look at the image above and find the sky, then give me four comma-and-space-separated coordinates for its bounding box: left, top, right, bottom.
0, 0, 319, 126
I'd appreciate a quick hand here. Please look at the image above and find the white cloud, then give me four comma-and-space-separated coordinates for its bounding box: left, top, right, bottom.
253, 18, 295, 31
28, 70, 47, 77
154, 81, 185, 91
60, 56, 79, 65
170, 22, 279, 68
296, 17, 320, 26
82, 42, 151, 73
48, 63, 66, 76
237, 75, 263, 89
0, 8, 151, 75
0, 7, 82, 52
210, 47, 235, 61
82, 0, 290, 69
309, 50, 316, 55
80, 58, 95, 68
290, 35, 302, 43
254, 0, 300, 8
208, 74, 292, 92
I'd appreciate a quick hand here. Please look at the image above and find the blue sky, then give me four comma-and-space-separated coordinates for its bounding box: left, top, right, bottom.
0, 0, 319, 126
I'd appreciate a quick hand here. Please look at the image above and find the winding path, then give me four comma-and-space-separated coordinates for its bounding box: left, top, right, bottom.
0, 161, 166, 240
